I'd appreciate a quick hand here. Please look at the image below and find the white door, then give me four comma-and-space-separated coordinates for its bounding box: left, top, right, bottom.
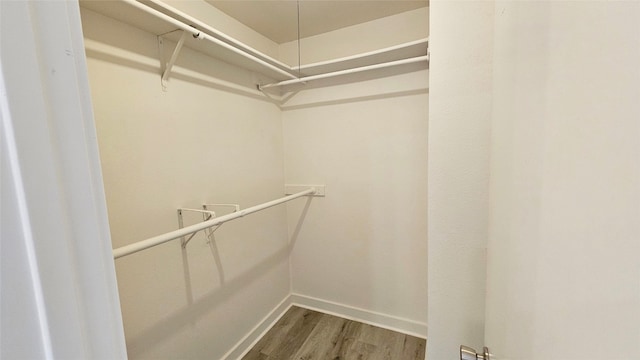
0, 1, 127, 358
429, 1, 640, 359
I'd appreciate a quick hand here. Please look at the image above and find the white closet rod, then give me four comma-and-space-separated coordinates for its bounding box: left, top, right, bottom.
121, 0, 297, 80
112, 188, 317, 259
259, 55, 429, 90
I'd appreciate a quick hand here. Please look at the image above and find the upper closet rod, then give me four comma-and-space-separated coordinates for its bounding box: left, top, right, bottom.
258, 55, 429, 90
121, 0, 297, 80
112, 188, 317, 259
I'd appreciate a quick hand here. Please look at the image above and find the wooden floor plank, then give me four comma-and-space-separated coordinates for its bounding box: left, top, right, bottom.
401, 335, 426, 360
263, 309, 323, 359
374, 332, 406, 360
242, 306, 426, 360
356, 323, 406, 360
327, 320, 362, 359
292, 314, 347, 360
250, 306, 306, 356
343, 340, 377, 359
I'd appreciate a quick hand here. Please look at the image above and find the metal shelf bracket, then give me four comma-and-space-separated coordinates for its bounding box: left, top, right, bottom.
160, 30, 190, 91
177, 208, 216, 248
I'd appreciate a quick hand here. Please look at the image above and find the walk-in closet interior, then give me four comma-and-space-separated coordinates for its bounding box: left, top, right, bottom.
78, 0, 428, 358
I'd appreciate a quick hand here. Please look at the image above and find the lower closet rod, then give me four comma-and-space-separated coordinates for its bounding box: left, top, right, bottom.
112, 188, 317, 259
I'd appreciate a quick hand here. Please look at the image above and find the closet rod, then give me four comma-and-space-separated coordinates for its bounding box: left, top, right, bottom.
112, 188, 317, 259
259, 55, 429, 90
121, 0, 297, 80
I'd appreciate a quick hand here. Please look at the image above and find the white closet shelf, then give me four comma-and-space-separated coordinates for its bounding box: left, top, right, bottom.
80, 0, 296, 81
297, 38, 429, 77
79, 0, 428, 89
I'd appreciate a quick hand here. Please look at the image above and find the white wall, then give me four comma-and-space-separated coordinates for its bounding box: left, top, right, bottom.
427, 1, 494, 358
486, 2, 640, 358
282, 65, 428, 335
81, 9, 290, 359
280, 1, 428, 338
81, 1, 429, 357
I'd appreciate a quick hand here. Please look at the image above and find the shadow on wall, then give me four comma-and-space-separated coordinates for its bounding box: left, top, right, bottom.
85, 46, 427, 110
281, 88, 429, 111
288, 197, 313, 249
125, 197, 313, 358
83, 19, 428, 112
80, 8, 276, 100
82, 7, 429, 111
85, 48, 279, 105
281, 61, 428, 94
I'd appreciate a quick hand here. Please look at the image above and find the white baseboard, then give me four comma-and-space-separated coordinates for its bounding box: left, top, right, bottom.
223, 293, 428, 360
290, 293, 427, 339
222, 295, 293, 360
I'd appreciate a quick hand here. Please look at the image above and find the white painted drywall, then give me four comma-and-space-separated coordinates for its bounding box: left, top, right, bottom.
485, 2, 640, 359
81, 1, 430, 357
281, 4, 429, 338
81, 9, 291, 359
282, 70, 429, 334
427, 1, 494, 358
1, 1, 126, 358
279, 7, 429, 66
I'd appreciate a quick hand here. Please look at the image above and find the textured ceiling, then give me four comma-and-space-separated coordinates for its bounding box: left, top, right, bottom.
205, 1, 428, 44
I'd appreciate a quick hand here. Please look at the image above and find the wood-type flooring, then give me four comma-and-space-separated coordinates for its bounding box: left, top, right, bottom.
242, 306, 426, 360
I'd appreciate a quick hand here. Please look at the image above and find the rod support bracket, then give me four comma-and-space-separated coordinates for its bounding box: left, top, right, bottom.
177, 208, 216, 248
160, 30, 189, 91
285, 184, 326, 197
